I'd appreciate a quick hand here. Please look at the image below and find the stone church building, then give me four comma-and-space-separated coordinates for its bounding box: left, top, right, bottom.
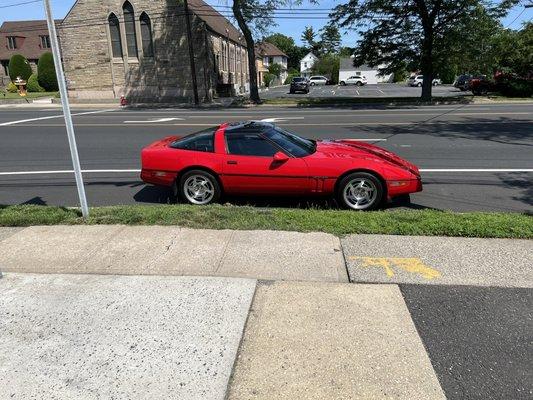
59, 0, 250, 101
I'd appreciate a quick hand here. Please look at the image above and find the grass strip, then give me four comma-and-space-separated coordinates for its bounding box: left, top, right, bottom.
0, 92, 58, 100
1, 204, 531, 239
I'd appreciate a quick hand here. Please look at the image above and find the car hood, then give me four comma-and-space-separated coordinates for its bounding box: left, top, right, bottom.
314, 140, 420, 176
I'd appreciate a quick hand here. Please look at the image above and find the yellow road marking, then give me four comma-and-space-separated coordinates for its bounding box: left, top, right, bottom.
349, 257, 441, 280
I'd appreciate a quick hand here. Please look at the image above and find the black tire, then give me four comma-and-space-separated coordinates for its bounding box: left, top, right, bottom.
356, 81, 363, 86
305, 89, 309, 94
340, 81, 346, 86
417, 82, 422, 87
310, 82, 315, 86
336, 172, 384, 211
178, 169, 221, 205
289, 90, 294, 94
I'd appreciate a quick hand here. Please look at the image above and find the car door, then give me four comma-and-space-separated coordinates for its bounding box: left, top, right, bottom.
221, 130, 310, 195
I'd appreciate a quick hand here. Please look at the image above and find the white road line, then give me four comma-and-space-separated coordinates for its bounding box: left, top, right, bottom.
260, 117, 305, 122
124, 117, 184, 123
0, 109, 116, 126
419, 169, 533, 172
0, 168, 531, 176
0, 169, 141, 176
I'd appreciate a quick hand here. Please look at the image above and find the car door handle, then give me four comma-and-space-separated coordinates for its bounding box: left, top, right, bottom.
227, 160, 237, 165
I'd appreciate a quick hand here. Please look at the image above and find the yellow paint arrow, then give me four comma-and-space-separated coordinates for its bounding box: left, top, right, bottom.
350, 257, 441, 280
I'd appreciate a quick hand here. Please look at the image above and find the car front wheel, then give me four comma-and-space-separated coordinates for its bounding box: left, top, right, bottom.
179, 170, 221, 205
337, 172, 384, 211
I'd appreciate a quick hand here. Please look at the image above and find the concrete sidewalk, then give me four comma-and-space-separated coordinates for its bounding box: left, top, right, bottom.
0, 226, 531, 399
0, 226, 531, 287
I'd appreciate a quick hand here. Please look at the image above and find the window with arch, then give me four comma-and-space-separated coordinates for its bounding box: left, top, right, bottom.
139, 12, 153, 58
108, 13, 123, 58
123, 1, 138, 58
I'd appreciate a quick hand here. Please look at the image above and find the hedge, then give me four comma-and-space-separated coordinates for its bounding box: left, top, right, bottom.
27, 74, 45, 92
37, 52, 58, 91
8, 54, 32, 81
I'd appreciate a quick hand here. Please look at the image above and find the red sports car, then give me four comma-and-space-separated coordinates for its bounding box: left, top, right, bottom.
141, 121, 422, 210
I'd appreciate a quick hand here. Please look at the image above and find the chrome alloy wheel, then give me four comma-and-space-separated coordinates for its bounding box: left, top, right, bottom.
183, 175, 215, 205
343, 178, 378, 210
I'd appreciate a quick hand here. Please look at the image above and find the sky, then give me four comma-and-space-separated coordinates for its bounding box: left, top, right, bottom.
0, 0, 531, 47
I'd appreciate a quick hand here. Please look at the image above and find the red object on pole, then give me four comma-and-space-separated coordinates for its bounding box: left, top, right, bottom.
120, 95, 127, 107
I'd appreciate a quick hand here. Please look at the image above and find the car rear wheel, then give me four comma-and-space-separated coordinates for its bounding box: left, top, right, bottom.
310, 82, 315, 86
356, 81, 363, 86
179, 170, 221, 205
340, 81, 346, 86
417, 82, 422, 87
337, 172, 383, 211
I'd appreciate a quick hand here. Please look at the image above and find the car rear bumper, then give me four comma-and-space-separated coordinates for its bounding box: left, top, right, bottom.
141, 169, 177, 186
387, 178, 423, 197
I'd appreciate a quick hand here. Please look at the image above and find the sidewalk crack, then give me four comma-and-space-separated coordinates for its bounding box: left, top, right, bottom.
215, 230, 235, 273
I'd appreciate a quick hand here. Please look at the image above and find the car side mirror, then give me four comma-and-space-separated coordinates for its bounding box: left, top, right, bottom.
273, 151, 289, 162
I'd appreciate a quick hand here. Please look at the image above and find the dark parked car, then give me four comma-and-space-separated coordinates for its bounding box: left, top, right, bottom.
290, 77, 310, 94
453, 74, 472, 91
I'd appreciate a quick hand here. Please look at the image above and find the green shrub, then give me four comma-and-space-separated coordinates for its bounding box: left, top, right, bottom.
263, 73, 275, 87
499, 80, 533, 97
6, 82, 18, 93
8, 54, 32, 81
284, 71, 300, 84
37, 52, 58, 91
26, 74, 45, 92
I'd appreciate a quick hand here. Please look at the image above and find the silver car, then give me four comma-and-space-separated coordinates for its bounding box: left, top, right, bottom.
309, 76, 328, 86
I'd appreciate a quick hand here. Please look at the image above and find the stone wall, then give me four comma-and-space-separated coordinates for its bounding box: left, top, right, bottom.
59, 0, 248, 101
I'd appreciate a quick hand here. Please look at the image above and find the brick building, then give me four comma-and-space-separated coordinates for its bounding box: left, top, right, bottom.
59, 0, 250, 101
0, 20, 56, 86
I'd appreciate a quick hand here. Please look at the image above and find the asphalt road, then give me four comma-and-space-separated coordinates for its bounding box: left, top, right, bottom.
0, 102, 532, 212
401, 284, 533, 400
261, 83, 470, 98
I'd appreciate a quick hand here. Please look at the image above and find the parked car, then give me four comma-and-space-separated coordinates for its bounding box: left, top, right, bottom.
408, 75, 441, 87
308, 76, 329, 86
141, 122, 422, 211
289, 77, 310, 94
339, 75, 368, 86
453, 74, 473, 91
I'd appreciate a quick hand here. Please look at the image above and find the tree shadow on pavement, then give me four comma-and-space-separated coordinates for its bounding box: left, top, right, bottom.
345, 117, 533, 147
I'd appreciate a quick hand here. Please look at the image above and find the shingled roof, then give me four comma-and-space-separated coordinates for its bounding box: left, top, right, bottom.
184, 0, 245, 45
255, 42, 288, 58
0, 20, 60, 61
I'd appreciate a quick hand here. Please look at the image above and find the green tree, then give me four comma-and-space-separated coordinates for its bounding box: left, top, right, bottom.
301, 25, 322, 54
37, 52, 58, 91
232, 0, 310, 103
8, 54, 32, 82
332, 0, 517, 100
265, 33, 308, 70
320, 25, 341, 54
339, 46, 355, 57
311, 54, 340, 84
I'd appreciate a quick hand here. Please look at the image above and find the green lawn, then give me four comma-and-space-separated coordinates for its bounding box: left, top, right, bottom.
1, 204, 531, 239
0, 91, 58, 100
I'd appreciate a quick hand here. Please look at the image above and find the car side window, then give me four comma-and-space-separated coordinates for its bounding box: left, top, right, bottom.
170, 128, 216, 152
226, 132, 278, 157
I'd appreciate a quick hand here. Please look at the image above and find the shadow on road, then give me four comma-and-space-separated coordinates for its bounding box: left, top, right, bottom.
348, 117, 533, 147
133, 184, 433, 211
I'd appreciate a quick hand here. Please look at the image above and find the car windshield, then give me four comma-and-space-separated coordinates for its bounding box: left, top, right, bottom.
293, 77, 305, 82
262, 126, 316, 157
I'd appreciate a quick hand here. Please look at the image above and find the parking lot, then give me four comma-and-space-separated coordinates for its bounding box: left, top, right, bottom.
261, 83, 469, 98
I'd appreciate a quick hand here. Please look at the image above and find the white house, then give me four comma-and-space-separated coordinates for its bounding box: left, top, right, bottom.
339, 57, 394, 84
300, 52, 318, 78
255, 42, 288, 85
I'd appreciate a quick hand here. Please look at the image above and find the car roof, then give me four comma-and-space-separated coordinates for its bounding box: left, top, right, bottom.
223, 121, 274, 132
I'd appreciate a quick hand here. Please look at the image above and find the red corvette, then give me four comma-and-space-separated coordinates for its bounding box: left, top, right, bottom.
141, 121, 422, 210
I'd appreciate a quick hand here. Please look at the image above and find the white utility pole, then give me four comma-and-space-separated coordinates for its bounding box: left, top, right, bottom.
43, 0, 89, 217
